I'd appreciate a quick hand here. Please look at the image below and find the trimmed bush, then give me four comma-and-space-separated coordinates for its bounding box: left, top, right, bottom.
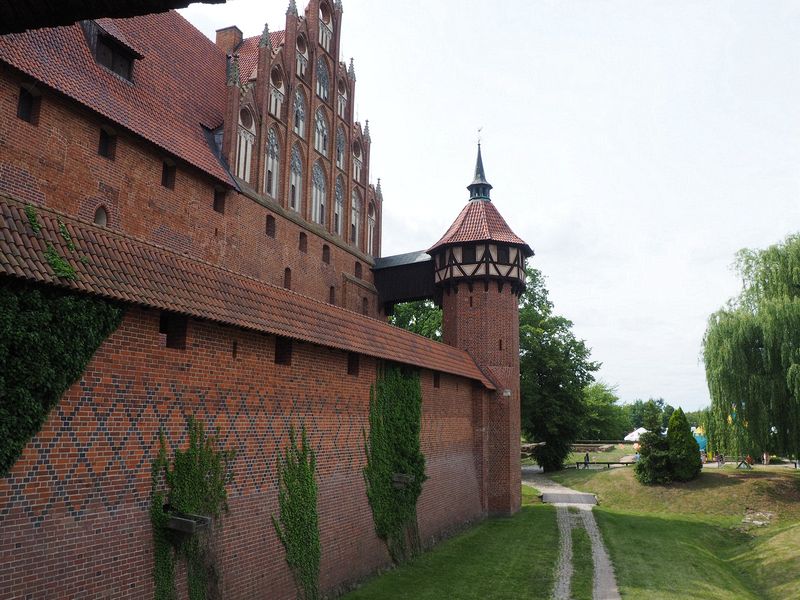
634, 432, 672, 485
668, 408, 702, 481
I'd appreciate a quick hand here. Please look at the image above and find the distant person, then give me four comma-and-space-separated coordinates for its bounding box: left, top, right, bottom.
584, 452, 590, 469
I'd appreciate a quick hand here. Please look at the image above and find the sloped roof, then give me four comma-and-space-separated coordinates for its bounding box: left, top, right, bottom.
0, 11, 231, 184
429, 199, 532, 255
0, 195, 495, 390
237, 31, 286, 84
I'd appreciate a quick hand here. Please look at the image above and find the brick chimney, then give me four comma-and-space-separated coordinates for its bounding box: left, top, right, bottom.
215, 26, 242, 54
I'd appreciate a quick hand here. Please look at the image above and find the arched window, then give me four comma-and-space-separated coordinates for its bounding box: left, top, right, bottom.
318, 3, 332, 52
284, 267, 292, 289
337, 79, 347, 118
367, 202, 376, 255
299, 232, 307, 252
334, 176, 344, 236
351, 189, 362, 247
265, 128, 279, 198
352, 140, 362, 183
314, 109, 328, 156
236, 108, 256, 181
94, 205, 108, 226
269, 67, 285, 117
296, 35, 308, 77
335, 126, 345, 169
312, 161, 326, 225
355, 261, 363, 278
293, 89, 305, 137
290, 145, 303, 213
316, 58, 330, 101
329, 286, 335, 304
266, 214, 276, 237
322, 244, 330, 264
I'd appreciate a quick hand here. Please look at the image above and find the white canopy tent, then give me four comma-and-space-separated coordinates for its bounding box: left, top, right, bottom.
624, 427, 648, 442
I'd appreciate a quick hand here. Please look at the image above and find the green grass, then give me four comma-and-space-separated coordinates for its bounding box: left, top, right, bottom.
550, 466, 800, 599
566, 444, 632, 466
521, 483, 540, 504
570, 525, 593, 600
344, 502, 558, 599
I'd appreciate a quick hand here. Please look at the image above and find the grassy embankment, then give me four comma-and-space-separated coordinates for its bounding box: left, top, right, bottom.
344, 484, 557, 599
550, 466, 800, 599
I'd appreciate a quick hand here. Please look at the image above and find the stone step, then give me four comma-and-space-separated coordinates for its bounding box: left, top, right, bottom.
541, 492, 597, 505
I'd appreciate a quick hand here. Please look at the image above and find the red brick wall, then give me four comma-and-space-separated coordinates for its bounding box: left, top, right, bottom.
0, 307, 485, 599
0, 69, 380, 315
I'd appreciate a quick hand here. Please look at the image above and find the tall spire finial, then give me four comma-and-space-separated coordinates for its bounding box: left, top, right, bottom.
335, 0, 343, 11
348, 57, 356, 80
467, 142, 492, 201
226, 53, 239, 86
364, 119, 370, 140
287, 0, 298, 16
259, 22, 272, 49
376, 177, 382, 198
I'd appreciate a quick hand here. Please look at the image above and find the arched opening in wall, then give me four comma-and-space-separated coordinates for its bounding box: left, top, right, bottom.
275, 336, 292, 365
213, 188, 226, 214
318, 2, 332, 51
296, 35, 308, 77
334, 176, 344, 235
499, 339, 503, 351
98, 126, 117, 160
316, 57, 330, 101
236, 107, 256, 182
337, 79, 347, 118
232, 340, 238, 359
266, 214, 276, 237
351, 189, 362, 247
314, 109, 329, 155
311, 161, 327, 225
93, 205, 109, 226
16, 85, 41, 125
269, 66, 285, 117
367, 202, 376, 255
322, 244, 330, 264
352, 139, 362, 183
433, 372, 441, 388
362, 297, 368, 315
329, 286, 335, 304
293, 89, 306, 137
319, 2, 332, 24
347, 352, 360, 376
265, 128, 280, 198
299, 232, 307, 253
354, 261, 362, 279
290, 144, 303, 212
284, 267, 292, 290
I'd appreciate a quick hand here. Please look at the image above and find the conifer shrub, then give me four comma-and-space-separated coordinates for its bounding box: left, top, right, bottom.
634, 431, 672, 485
667, 408, 702, 481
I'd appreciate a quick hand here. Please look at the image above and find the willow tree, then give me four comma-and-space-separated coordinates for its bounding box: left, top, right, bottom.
703, 235, 800, 459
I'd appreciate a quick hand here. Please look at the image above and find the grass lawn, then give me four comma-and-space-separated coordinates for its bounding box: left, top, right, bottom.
344, 493, 557, 599
550, 466, 800, 599
566, 443, 632, 466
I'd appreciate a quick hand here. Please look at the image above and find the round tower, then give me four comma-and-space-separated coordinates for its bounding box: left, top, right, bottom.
428, 145, 533, 516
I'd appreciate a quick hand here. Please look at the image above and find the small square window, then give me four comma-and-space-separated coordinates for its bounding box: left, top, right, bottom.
17, 87, 40, 125
347, 352, 359, 376
161, 162, 176, 189
497, 246, 510, 263
159, 311, 187, 350
98, 128, 116, 160
275, 336, 292, 365
266, 215, 276, 237
213, 189, 226, 214
463, 245, 476, 263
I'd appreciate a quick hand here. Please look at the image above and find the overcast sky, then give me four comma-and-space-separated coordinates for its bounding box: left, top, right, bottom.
180, 0, 800, 412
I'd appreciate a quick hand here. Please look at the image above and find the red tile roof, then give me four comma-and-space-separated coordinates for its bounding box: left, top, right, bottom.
429, 199, 533, 255
0, 11, 231, 184
0, 195, 495, 390
237, 31, 286, 84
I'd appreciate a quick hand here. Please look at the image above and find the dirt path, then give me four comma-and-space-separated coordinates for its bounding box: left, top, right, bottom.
522, 467, 621, 600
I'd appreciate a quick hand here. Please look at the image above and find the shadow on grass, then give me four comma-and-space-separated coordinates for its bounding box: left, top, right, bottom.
344, 505, 559, 600
595, 509, 762, 600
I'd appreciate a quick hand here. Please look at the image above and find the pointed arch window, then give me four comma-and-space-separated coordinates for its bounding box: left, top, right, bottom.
265, 128, 280, 198
335, 127, 345, 169
367, 202, 376, 255
293, 89, 306, 137
236, 108, 256, 182
314, 109, 329, 156
269, 67, 285, 117
316, 58, 330, 101
334, 176, 344, 236
319, 3, 333, 52
351, 189, 362, 247
296, 35, 308, 77
312, 162, 326, 225
352, 140, 363, 183
290, 145, 303, 213
337, 79, 347, 118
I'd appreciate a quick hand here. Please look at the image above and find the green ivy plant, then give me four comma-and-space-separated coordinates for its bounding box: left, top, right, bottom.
0, 278, 123, 476
272, 424, 320, 600
363, 366, 427, 563
44, 243, 76, 280
150, 417, 234, 600
24, 204, 41, 233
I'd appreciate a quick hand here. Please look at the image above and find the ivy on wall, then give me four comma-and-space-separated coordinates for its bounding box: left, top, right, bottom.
0, 277, 123, 476
150, 417, 234, 600
272, 425, 321, 600
363, 366, 427, 563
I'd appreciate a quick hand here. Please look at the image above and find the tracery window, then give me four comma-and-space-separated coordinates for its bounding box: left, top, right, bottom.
334, 176, 344, 236
264, 128, 280, 198
367, 202, 376, 255
319, 3, 332, 52
312, 161, 326, 226
353, 140, 362, 183
290, 144, 303, 213
316, 57, 330, 101
269, 67, 285, 117
335, 126, 345, 169
236, 108, 255, 182
296, 35, 308, 77
293, 89, 306, 137
337, 79, 347, 118
351, 189, 362, 247
314, 109, 329, 156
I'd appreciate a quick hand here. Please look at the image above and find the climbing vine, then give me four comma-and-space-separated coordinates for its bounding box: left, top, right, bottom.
272, 425, 320, 600
24, 203, 41, 233
363, 366, 427, 563
150, 417, 234, 600
0, 278, 123, 476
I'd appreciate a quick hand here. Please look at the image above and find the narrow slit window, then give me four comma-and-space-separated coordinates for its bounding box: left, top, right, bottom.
354, 262, 362, 278
266, 215, 276, 238
362, 297, 368, 315
161, 161, 176, 189
329, 286, 335, 304
17, 87, 40, 125
213, 189, 226, 214
98, 128, 116, 160
347, 352, 359, 376
275, 336, 292, 365
433, 372, 440, 388
322, 245, 330, 264
284, 267, 292, 289
159, 311, 187, 350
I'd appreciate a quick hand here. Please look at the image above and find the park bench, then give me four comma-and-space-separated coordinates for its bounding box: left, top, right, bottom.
575, 461, 633, 469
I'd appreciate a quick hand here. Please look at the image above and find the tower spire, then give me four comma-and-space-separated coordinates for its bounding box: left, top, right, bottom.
286, 0, 298, 16
467, 143, 492, 201
259, 22, 272, 50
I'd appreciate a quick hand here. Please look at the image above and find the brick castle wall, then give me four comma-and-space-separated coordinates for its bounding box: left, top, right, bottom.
0, 307, 485, 599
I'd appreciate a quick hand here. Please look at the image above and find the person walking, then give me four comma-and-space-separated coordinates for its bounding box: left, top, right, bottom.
584, 452, 590, 469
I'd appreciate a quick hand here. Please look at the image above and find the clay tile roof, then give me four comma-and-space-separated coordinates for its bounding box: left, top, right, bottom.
0, 11, 231, 184
0, 195, 495, 390
237, 31, 285, 84
429, 200, 533, 255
